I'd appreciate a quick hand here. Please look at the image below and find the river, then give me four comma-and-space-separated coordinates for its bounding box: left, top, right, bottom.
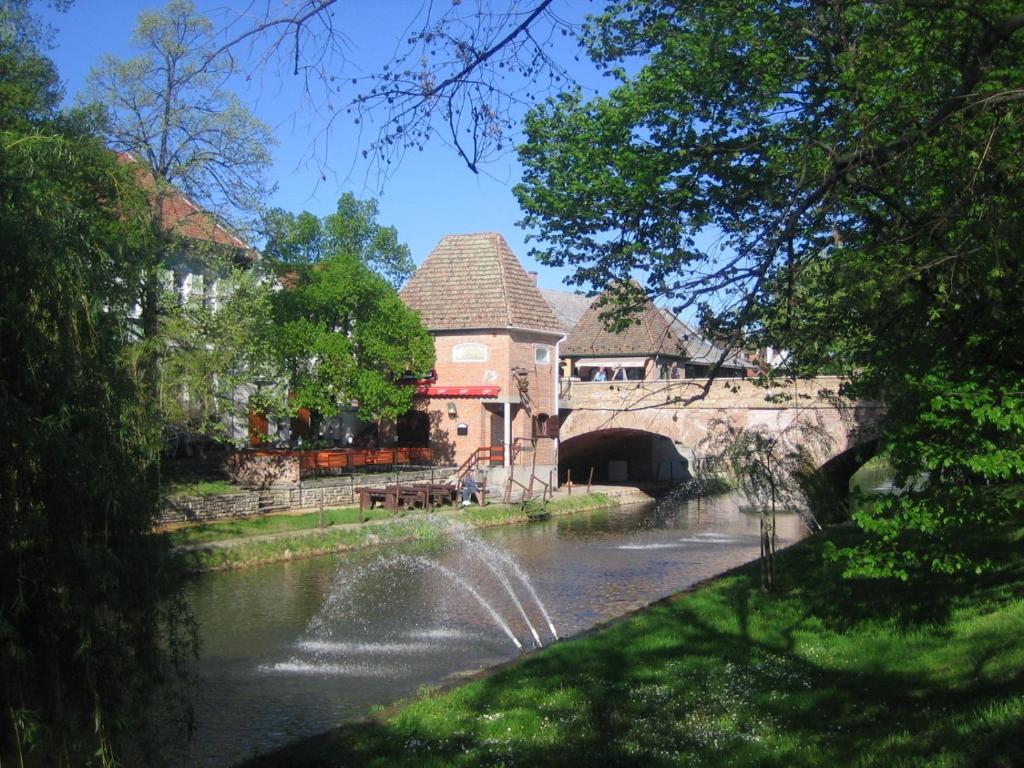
181, 493, 807, 767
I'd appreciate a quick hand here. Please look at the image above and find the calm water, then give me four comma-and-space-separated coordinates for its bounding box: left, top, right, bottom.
181, 494, 807, 767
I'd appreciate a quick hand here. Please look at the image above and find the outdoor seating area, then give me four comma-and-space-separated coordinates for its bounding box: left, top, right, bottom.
355, 482, 453, 519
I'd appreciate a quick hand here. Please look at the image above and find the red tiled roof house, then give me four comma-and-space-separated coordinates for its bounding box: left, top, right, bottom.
400, 234, 565, 485
563, 289, 753, 381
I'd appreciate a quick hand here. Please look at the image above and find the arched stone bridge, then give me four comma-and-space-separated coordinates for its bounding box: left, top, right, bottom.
557, 376, 881, 489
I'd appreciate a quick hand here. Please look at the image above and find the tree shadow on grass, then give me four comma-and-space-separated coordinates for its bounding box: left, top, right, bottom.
768, 524, 1024, 633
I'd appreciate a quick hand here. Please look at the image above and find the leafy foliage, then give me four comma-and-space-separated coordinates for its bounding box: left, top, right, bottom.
515, 0, 1024, 578
84, 0, 275, 223
0, 27, 195, 764
262, 208, 434, 423
83, 0, 279, 444
0, 21, 62, 131
157, 251, 283, 444
262, 193, 416, 288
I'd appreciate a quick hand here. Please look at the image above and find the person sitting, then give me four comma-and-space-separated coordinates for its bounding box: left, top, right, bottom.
592, 367, 607, 382
460, 473, 480, 506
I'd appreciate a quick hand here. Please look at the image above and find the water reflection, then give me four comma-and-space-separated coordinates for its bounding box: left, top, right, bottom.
182, 493, 806, 767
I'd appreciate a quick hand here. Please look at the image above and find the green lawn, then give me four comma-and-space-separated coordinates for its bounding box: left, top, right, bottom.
169, 493, 615, 572
241, 522, 1024, 768
168, 507, 398, 546
163, 478, 240, 498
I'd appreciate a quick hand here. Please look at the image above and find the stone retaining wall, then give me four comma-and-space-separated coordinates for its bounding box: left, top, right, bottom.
160, 466, 457, 525
224, 450, 300, 488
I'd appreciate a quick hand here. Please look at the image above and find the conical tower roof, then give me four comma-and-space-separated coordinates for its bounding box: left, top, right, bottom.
400, 233, 563, 334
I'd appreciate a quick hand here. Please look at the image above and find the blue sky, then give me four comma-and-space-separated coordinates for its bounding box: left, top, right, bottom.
39, 0, 604, 291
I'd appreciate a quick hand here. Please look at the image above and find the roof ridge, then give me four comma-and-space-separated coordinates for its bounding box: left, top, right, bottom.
495, 233, 513, 327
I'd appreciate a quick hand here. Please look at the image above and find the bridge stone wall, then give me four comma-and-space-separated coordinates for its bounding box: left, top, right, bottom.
559, 376, 879, 466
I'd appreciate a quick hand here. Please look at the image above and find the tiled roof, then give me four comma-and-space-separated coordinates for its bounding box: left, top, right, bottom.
564, 290, 749, 369
564, 294, 677, 356
118, 152, 249, 250
540, 288, 593, 333
658, 309, 749, 368
400, 233, 563, 334
659, 309, 749, 368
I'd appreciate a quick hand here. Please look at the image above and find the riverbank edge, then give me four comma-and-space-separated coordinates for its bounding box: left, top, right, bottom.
174, 487, 657, 574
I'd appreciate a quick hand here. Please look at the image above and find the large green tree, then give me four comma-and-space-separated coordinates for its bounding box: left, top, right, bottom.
0, 15, 195, 764
85, 0, 274, 225
515, 0, 1024, 578
263, 205, 434, 427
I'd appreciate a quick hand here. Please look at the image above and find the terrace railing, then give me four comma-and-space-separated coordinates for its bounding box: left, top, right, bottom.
248, 446, 435, 478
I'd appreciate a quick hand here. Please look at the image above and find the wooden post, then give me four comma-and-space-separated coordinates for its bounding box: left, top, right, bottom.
567, 469, 572, 496
587, 466, 594, 494
504, 449, 515, 504
527, 438, 537, 502
319, 486, 325, 529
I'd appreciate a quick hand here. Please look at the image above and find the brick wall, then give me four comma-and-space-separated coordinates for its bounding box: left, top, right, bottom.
509, 329, 560, 465
559, 375, 881, 467
426, 329, 562, 468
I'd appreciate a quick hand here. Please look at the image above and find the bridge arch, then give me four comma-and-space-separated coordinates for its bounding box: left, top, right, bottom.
557, 376, 881, 491
559, 428, 692, 485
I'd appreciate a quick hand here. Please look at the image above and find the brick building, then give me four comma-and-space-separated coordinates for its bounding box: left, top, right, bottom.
400, 234, 565, 485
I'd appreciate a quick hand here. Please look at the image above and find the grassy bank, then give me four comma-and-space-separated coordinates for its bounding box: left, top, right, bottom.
241, 522, 1024, 768
171, 493, 615, 573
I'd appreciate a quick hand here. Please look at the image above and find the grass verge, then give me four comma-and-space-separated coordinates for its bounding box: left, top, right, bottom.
240, 522, 1024, 768
168, 506, 407, 546
171, 493, 615, 573
163, 478, 240, 498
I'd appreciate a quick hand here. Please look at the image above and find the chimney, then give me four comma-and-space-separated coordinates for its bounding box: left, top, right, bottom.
528, 271, 538, 285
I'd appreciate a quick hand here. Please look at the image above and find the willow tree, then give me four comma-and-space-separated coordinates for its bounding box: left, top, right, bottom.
1, 21, 196, 764
703, 417, 831, 590
515, 1, 1024, 579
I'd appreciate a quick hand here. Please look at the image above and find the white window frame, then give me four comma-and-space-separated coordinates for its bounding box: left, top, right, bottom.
535, 345, 551, 365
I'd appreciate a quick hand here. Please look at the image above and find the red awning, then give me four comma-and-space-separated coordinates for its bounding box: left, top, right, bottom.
414, 385, 501, 398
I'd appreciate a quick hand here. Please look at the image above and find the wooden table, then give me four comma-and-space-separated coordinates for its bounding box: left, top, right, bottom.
355, 483, 459, 521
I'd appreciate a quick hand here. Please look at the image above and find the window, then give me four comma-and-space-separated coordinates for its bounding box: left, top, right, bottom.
532, 413, 559, 438
535, 346, 551, 364
452, 343, 488, 363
